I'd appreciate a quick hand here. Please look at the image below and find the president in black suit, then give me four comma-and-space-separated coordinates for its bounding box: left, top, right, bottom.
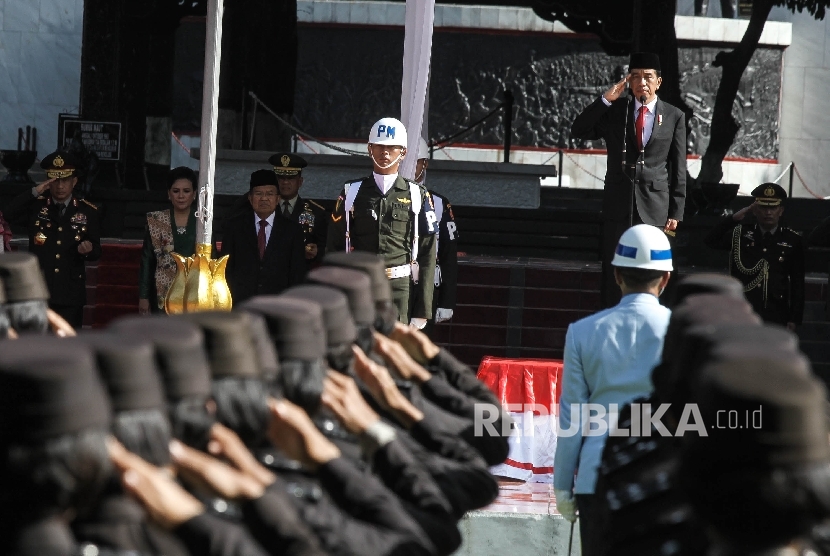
220, 169, 306, 304
571, 52, 686, 307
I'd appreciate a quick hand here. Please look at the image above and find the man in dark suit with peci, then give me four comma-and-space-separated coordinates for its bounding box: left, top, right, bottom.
220, 169, 306, 304
571, 52, 686, 307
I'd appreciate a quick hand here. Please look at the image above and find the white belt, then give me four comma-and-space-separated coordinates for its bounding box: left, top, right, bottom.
385, 264, 411, 279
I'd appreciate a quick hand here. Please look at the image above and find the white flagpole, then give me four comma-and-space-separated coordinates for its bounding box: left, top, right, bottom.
196, 0, 224, 245
399, 0, 435, 180
164, 0, 231, 313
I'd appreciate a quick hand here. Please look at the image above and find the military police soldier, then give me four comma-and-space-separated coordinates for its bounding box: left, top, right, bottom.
326, 118, 438, 328
4, 150, 101, 328
704, 182, 805, 329
268, 152, 328, 269
414, 138, 458, 332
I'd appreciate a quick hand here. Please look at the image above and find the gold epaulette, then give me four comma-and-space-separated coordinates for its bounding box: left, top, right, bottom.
81, 199, 98, 210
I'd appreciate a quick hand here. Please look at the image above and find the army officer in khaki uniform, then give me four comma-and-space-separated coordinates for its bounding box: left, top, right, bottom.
3, 150, 101, 328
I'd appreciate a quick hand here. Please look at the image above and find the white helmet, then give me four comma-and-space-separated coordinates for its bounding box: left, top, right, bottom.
418, 137, 429, 160
611, 224, 673, 271
368, 118, 407, 147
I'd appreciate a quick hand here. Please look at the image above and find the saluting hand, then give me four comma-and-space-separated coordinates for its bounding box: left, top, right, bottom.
34, 178, 56, 196
603, 75, 630, 103
733, 202, 756, 222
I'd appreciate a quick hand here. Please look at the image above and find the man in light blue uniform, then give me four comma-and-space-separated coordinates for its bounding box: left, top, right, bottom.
553, 224, 673, 556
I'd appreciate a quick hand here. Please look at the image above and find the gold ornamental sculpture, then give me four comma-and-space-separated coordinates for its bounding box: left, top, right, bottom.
164, 0, 231, 313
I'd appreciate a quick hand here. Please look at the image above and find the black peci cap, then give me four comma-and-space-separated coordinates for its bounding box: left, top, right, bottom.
239, 296, 327, 362
175, 311, 261, 379
307, 266, 375, 327
269, 153, 308, 177
250, 169, 278, 190
110, 315, 212, 402
629, 52, 661, 72
77, 332, 166, 413
0, 252, 49, 302
322, 252, 392, 303
0, 336, 111, 443
282, 285, 357, 346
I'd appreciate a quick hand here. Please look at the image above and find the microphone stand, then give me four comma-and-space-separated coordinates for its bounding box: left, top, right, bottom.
624, 94, 647, 228
621, 92, 634, 227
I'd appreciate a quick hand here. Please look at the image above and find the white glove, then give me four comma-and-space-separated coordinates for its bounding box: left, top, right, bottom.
554, 489, 577, 523
435, 308, 453, 323
409, 318, 427, 329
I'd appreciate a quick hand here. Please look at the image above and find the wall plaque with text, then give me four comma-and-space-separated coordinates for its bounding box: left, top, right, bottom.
62, 120, 122, 161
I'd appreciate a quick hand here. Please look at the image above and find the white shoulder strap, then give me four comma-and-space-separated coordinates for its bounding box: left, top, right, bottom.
432, 194, 443, 257
344, 180, 362, 253
408, 181, 422, 264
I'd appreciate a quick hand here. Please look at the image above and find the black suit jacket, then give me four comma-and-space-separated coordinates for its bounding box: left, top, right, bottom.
571, 96, 686, 226
221, 212, 306, 304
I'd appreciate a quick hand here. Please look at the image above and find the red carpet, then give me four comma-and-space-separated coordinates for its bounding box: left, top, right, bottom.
84, 242, 142, 328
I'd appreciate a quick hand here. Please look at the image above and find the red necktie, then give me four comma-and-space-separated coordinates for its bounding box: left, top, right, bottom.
258, 220, 267, 259
636, 105, 647, 151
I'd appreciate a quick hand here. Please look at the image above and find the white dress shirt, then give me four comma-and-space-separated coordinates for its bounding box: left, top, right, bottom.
601, 95, 658, 147
373, 172, 398, 195
254, 211, 276, 245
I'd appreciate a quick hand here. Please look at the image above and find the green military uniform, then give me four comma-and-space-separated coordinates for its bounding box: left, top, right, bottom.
326, 175, 437, 321
704, 183, 805, 326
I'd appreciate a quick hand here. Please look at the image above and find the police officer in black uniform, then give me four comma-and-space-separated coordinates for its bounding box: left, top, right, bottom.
3, 150, 101, 328
269, 153, 329, 270
704, 182, 805, 329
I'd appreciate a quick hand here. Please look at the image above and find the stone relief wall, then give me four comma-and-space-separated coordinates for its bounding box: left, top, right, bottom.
294, 26, 782, 159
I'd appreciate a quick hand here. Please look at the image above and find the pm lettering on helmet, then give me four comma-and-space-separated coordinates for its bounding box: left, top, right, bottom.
377, 125, 396, 140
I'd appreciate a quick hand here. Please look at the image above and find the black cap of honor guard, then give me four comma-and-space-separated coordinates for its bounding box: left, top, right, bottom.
176, 312, 261, 379
307, 266, 375, 328
77, 332, 166, 412
110, 315, 213, 402
322, 251, 392, 303
239, 296, 327, 362
0, 336, 111, 443
282, 285, 358, 347
672, 273, 746, 307
0, 252, 49, 302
